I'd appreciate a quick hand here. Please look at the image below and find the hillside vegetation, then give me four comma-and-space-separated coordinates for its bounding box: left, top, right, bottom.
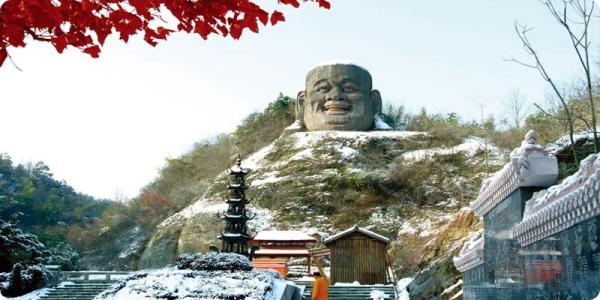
79, 83, 600, 270
0, 155, 113, 254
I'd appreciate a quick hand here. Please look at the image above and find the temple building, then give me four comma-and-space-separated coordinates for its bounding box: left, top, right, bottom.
250, 230, 317, 278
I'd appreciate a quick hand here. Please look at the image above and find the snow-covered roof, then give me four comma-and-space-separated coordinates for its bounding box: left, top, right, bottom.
514, 153, 600, 246
469, 131, 558, 217
324, 225, 390, 245
254, 245, 311, 257
453, 232, 484, 273
252, 231, 316, 243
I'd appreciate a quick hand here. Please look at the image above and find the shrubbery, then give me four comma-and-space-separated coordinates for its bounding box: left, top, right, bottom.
175, 252, 252, 272
0, 219, 80, 273
0, 263, 51, 297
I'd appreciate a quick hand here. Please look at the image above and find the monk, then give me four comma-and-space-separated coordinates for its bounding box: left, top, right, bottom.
311, 271, 329, 300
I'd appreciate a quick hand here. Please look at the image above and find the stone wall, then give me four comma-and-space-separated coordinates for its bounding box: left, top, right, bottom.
453, 132, 600, 299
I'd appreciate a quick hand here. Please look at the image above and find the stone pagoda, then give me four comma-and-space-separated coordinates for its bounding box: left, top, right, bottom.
218, 158, 254, 256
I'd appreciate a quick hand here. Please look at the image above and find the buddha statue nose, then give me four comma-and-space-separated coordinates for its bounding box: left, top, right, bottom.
326, 86, 345, 102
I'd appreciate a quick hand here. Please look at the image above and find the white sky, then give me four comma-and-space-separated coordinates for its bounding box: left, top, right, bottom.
0, 0, 596, 200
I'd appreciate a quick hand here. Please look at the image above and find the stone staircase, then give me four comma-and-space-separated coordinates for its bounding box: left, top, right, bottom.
298, 282, 397, 299
40, 282, 113, 300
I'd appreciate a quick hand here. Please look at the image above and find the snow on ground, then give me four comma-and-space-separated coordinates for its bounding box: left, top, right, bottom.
1, 282, 75, 300
290, 148, 314, 161
118, 226, 146, 259
291, 131, 423, 150
95, 268, 284, 300
374, 114, 393, 130
333, 144, 358, 159
396, 278, 413, 300
546, 131, 597, 155
1, 288, 48, 300
158, 130, 425, 228
450, 289, 463, 300
401, 137, 504, 164
251, 171, 289, 187
334, 281, 362, 286
441, 279, 462, 296
398, 218, 434, 237
368, 208, 400, 229
162, 200, 224, 225
436, 197, 459, 208
370, 289, 390, 299
247, 207, 274, 231
241, 143, 275, 171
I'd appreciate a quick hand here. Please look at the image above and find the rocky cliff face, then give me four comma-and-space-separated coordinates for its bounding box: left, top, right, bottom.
136, 130, 506, 298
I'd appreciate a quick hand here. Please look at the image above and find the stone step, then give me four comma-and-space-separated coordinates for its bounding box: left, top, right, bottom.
41, 298, 96, 300
44, 292, 106, 295
40, 283, 113, 300
53, 288, 110, 291
301, 285, 397, 300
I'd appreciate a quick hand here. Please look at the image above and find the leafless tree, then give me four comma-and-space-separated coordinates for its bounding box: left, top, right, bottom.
543, 0, 598, 153
508, 22, 579, 164
503, 89, 529, 129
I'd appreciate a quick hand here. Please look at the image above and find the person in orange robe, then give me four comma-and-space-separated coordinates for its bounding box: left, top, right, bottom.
311, 271, 329, 300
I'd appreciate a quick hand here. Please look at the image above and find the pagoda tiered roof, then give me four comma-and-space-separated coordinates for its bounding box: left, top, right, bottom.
222, 212, 248, 219
230, 158, 249, 175
226, 197, 244, 203
228, 183, 248, 189
218, 231, 253, 240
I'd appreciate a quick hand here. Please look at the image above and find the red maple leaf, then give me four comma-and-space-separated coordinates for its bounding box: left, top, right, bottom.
270, 10, 285, 26
0, 48, 7, 66
83, 45, 100, 58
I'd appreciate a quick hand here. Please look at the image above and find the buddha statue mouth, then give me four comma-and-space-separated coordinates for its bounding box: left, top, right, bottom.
323, 101, 352, 115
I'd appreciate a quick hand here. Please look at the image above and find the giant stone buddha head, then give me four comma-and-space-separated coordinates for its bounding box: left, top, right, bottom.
297, 63, 382, 131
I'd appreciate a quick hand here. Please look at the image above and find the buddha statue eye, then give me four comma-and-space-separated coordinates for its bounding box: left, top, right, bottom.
343, 84, 357, 92
316, 85, 330, 92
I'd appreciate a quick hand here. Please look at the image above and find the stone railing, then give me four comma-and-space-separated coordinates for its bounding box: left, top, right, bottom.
514, 154, 600, 247
453, 235, 484, 273
58, 271, 131, 283
470, 131, 558, 217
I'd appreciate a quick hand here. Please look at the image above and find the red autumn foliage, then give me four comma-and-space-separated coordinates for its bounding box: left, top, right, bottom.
0, 0, 330, 67
138, 192, 173, 220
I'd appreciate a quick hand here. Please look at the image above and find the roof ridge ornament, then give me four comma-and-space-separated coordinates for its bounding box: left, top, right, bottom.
470, 130, 558, 217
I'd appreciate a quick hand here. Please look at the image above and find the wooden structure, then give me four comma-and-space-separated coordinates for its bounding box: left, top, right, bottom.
252, 259, 289, 279
218, 158, 254, 256
324, 225, 391, 284
251, 230, 317, 276
308, 247, 331, 282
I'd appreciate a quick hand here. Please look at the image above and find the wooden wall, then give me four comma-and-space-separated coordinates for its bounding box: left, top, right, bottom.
329, 232, 388, 284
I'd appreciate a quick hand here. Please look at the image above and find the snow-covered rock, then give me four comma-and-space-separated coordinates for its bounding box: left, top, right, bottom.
98, 252, 284, 300
95, 268, 283, 300
396, 278, 413, 300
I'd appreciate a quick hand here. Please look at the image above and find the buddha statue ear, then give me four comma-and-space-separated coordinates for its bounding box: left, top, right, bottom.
370, 89, 382, 114
296, 91, 306, 123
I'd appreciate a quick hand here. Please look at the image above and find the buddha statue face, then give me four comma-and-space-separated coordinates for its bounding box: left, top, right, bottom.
297, 64, 382, 131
